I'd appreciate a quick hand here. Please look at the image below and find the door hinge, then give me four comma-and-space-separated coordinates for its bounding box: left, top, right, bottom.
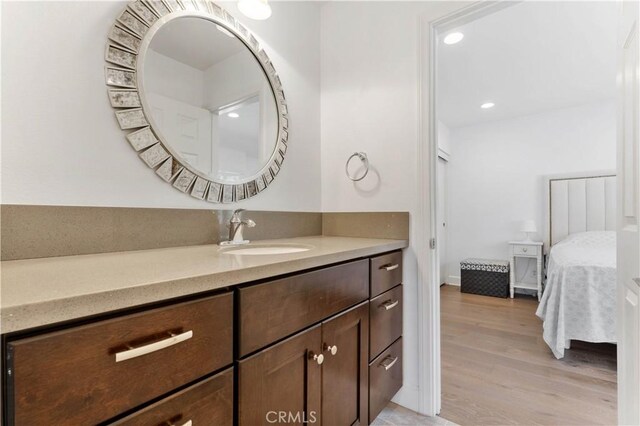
430, 238, 436, 249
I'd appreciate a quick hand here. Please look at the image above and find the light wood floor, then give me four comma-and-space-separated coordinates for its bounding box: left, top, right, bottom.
439, 285, 617, 426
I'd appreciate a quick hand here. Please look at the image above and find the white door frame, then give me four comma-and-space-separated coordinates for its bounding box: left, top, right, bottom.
616, 0, 640, 423
417, 1, 518, 415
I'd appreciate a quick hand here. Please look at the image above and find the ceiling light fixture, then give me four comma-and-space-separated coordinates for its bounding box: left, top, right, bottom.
480, 102, 495, 109
238, 0, 272, 20
228, 112, 240, 118
443, 32, 464, 45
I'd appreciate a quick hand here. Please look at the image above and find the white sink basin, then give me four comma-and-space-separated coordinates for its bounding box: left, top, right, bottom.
220, 244, 312, 255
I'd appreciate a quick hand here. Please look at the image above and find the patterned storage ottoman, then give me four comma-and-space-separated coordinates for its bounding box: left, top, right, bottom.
460, 258, 510, 298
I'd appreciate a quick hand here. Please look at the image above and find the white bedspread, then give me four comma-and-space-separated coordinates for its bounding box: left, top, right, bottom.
536, 231, 616, 358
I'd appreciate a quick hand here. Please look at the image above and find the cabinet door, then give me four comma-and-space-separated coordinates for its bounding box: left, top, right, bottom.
321, 301, 369, 426
111, 367, 233, 426
238, 325, 322, 426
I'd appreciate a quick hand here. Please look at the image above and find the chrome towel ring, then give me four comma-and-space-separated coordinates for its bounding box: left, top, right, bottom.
345, 152, 370, 181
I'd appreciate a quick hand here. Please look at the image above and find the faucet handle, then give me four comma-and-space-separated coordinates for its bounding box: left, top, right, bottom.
245, 219, 256, 228
230, 209, 245, 222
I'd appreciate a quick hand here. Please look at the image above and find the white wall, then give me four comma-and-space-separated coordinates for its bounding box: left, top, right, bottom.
204, 50, 265, 109
146, 49, 205, 106
321, 1, 470, 412
437, 121, 451, 158
446, 100, 617, 284
1, 1, 321, 211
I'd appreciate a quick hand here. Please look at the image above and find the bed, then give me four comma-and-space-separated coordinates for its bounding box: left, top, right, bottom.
535, 172, 617, 359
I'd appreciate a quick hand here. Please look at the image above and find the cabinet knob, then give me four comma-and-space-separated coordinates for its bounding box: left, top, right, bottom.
309, 351, 324, 365
324, 344, 338, 356
522, 247, 528, 252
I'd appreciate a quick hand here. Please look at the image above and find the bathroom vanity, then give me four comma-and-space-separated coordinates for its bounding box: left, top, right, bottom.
1, 237, 406, 425
1, 0, 411, 422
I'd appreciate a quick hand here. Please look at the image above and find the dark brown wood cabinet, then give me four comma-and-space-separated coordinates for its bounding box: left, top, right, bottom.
239, 302, 369, 426
238, 259, 369, 357
370, 285, 403, 360
369, 338, 403, 423
3, 250, 403, 426
238, 325, 323, 426
111, 367, 234, 426
6, 293, 233, 426
370, 251, 403, 297
368, 251, 404, 424
321, 302, 369, 426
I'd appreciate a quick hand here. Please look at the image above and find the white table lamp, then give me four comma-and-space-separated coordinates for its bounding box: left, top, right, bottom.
521, 220, 537, 242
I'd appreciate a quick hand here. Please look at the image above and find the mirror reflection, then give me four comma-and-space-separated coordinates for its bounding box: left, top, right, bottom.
144, 17, 278, 182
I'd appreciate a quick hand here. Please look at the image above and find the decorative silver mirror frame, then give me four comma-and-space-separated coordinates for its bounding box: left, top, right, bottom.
105, 0, 289, 203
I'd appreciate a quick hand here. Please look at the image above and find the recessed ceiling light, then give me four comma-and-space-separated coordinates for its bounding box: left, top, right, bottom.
480, 102, 495, 109
228, 112, 240, 118
443, 32, 464, 45
238, 0, 272, 20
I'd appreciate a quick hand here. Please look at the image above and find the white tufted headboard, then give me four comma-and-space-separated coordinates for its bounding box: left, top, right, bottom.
545, 171, 616, 250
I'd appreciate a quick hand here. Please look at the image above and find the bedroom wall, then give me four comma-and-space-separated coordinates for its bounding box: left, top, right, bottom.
445, 100, 617, 285
1, 1, 321, 211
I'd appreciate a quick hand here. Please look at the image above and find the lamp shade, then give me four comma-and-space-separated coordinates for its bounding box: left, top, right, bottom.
521, 220, 537, 233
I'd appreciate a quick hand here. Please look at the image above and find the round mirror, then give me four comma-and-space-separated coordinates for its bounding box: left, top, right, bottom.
143, 17, 278, 182
105, 1, 288, 203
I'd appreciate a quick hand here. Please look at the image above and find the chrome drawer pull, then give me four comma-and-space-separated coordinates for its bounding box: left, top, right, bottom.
115, 330, 193, 363
380, 264, 399, 271
380, 356, 398, 370
380, 300, 399, 310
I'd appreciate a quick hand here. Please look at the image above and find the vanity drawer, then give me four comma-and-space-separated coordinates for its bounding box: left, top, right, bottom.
7, 292, 233, 426
370, 285, 403, 360
239, 259, 369, 357
111, 367, 234, 426
512, 244, 540, 256
370, 251, 403, 297
369, 337, 403, 424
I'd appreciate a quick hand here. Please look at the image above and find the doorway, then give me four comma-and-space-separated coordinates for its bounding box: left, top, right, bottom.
423, 1, 636, 424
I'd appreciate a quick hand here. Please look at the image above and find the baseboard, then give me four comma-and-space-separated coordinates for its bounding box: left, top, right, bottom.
392, 383, 420, 413
445, 275, 460, 286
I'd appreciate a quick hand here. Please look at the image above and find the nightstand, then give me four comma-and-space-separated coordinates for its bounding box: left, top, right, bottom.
508, 241, 543, 300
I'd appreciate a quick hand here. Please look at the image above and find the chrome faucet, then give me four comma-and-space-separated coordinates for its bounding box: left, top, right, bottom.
224, 209, 255, 245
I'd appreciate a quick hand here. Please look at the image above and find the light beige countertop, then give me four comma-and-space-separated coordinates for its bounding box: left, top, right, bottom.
0, 236, 407, 334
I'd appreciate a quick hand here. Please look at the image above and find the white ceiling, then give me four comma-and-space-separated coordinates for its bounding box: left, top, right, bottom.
150, 17, 246, 71
437, 1, 618, 129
